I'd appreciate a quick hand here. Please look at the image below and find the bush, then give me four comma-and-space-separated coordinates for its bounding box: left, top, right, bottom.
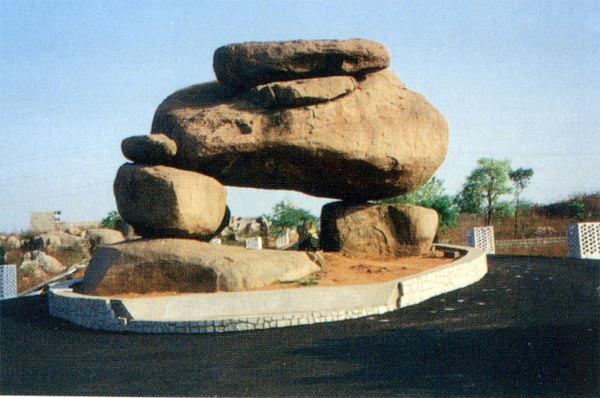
101, 211, 123, 230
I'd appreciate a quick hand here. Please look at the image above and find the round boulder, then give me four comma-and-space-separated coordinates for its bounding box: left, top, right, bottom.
319, 202, 438, 258
121, 134, 177, 164
20, 250, 66, 275
114, 164, 228, 239
84, 228, 126, 254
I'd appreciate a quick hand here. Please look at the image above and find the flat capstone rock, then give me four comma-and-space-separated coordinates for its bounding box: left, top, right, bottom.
213, 39, 390, 89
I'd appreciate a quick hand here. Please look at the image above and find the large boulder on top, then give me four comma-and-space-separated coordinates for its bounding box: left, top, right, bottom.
114, 164, 227, 239
76, 239, 321, 295
150, 68, 448, 201
213, 39, 390, 89
319, 202, 438, 258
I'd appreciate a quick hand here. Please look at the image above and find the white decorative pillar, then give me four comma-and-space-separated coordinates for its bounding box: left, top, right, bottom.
467, 226, 495, 254
567, 222, 600, 259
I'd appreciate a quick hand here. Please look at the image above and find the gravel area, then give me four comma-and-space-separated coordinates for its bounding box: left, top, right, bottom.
1, 255, 598, 397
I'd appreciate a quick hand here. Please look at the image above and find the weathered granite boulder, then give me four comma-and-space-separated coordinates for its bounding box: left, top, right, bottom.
4, 236, 21, 250
114, 164, 227, 239
250, 76, 357, 108
319, 202, 438, 257
213, 39, 390, 89
84, 228, 126, 254
121, 134, 177, 164
150, 68, 448, 201
20, 250, 66, 275
40, 231, 88, 253
77, 239, 321, 295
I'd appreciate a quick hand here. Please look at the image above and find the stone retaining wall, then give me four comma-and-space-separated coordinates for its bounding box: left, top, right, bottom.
48, 244, 487, 333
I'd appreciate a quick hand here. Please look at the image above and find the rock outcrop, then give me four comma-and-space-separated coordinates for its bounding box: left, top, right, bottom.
19, 250, 65, 275
4, 236, 21, 250
84, 228, 126, 254
114, 164, 228, 239
319, 203, 438, 257
77, 239, 321, 295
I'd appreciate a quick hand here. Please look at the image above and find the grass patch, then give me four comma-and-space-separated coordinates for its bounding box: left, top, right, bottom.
279, 276, 319, 286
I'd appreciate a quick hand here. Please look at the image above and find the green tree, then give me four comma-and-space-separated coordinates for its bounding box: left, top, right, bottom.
267, 200, 318, 235
457, 158, 513, 225
381, 177, 458, 231
509, 167, 534, 237
101, 211, 123, 230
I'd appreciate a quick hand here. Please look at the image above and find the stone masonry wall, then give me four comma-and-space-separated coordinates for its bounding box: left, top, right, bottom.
49, 244, 487, 334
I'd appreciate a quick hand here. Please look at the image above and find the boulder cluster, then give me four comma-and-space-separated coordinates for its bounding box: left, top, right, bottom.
81, 39, 448, 295
115, 39, 448, 246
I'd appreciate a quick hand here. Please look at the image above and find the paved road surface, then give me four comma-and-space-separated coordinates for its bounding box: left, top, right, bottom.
1, 255, 598, 397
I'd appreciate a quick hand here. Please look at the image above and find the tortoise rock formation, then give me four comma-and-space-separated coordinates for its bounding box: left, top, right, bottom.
86, 38, 447, 295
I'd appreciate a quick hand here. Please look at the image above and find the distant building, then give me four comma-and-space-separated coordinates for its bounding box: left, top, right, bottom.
30, 211, 61, 232
30, 211, 101, 233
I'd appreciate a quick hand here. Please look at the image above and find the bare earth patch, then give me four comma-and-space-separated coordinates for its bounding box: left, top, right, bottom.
108, 250, 455, 298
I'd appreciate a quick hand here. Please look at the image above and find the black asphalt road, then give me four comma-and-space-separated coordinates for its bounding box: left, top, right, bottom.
1, 256, 599, 397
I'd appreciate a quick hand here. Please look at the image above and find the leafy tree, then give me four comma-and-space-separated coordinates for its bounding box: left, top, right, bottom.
101, 211, 123, 230
509, 167, 534, 237
457, 158, 513, 225
567, 199, 586, 221
267, 200, 318, 235
381, 177, 458, 231
388, 176, 446, 204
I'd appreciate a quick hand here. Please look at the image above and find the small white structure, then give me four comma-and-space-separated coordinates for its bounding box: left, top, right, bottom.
209, 238, 222, 245
0, 265, 17, 300
567, 222, 600, 260
275, 229, 290, 249
245, 237, 263, 250
467, 226, 495, 254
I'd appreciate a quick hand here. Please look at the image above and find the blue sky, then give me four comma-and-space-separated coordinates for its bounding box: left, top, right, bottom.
1, 0, 598, 232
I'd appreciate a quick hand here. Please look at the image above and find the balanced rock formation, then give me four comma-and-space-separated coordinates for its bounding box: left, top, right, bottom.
213, 39, 390, 89
77, 239, 321, 295
149, 60, 447, 200
319, 202, 438, 257
82, 38, 447, 297
114, 164, 227, 239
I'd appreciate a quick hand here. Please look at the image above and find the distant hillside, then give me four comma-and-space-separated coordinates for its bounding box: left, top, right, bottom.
534, 192, 600, 221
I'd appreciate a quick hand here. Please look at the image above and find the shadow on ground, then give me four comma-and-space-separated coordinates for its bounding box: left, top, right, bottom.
1, 256, 598, 397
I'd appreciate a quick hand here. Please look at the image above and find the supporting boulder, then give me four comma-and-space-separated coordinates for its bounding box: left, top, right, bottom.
114, 164, 227, 239
320, 202, 438, 258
